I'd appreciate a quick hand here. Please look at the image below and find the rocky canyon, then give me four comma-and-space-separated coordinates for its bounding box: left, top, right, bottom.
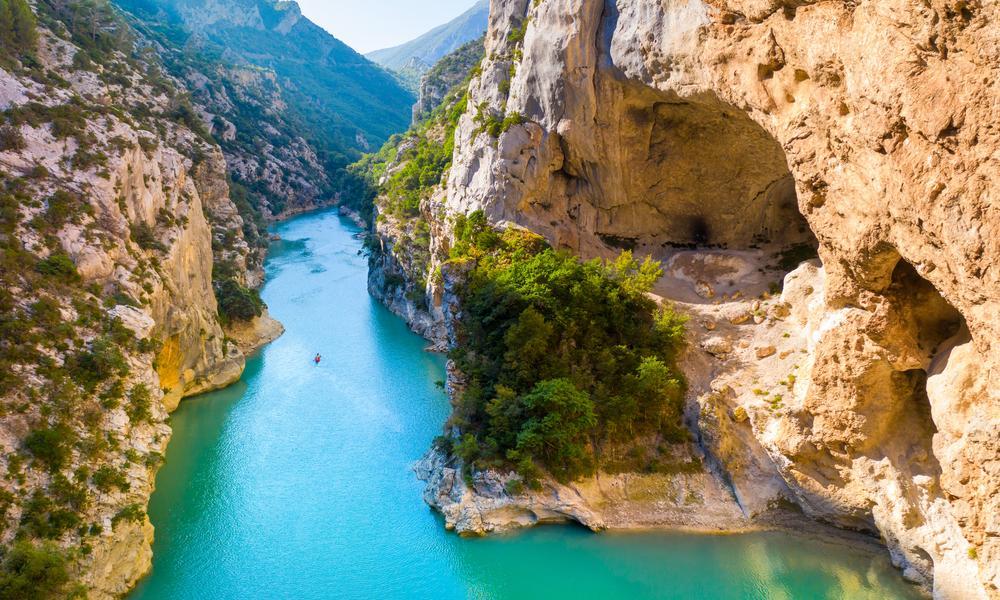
1, 0, 997, 597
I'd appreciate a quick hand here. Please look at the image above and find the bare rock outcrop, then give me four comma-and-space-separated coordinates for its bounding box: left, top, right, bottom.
415, 446, 749, 535
410, 1, 1000, 598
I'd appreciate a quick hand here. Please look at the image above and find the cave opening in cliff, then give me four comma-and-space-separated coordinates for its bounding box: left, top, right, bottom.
887, 258, 966, 444
583, 91, 817, 256
889, 259, 965, 363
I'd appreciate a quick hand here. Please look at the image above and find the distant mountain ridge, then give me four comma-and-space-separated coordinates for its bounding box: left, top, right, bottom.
366, 0, 488, 80
116, 0, 413, 150
114, 0, 415, 219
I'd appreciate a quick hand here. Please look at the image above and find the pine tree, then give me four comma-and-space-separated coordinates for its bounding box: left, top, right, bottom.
9, 0, 36, 52
0, 0, 13, 50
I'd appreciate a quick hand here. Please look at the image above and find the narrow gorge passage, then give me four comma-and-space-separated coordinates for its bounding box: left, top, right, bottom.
128, 210, 920, 599
2, 0, 996, 596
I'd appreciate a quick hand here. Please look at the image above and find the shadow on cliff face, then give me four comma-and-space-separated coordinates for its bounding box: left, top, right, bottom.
551, 83, 816, 255
888, 259, 966, 366
815, 254, 966, 476
884, 258, 965, 465
863, 256, 969, 582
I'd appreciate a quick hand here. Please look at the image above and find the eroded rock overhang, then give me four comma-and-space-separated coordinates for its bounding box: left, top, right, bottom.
443, 1, 1000, 597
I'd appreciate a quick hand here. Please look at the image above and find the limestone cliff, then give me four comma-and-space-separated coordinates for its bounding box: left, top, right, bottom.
0, 3, 279, 596
371, 1, 1000, 598
365, 42, 479, 347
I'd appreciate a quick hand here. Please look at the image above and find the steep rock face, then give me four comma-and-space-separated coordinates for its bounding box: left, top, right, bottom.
367, 182, 450, 347
426, 1, 999, 598
189, 64, 335, 220
102, 142, 242, 411
0, 5, 280, 596
120, 9, 331, 220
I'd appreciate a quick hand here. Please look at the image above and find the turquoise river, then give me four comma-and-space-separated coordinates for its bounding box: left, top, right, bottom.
129, 209, 922, 599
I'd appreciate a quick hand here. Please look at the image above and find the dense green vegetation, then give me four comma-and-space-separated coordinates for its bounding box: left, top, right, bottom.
0, 541, 77, 600
354, 37, 482, 224
0, 0, 37, 65
442, 212, 688, 483
381, 92, 467, 219
215, 279, 264, 325
365, 39, 690, 485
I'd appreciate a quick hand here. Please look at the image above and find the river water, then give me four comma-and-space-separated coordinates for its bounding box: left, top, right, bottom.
129, 209, 921, 599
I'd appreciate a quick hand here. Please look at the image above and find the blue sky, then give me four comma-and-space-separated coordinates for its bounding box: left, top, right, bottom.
296, 0, 478, 54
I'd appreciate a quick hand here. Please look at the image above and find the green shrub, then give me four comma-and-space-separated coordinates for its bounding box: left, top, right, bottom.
5, 101, 89, 140
0, 541, 71, 600
111, 503, 144, 529
91, 465, 129, 493
24, 426, 71, 473
0, 0, 38, 60
49, 474, 88, 512
454, 433, 480, 466
473, 105, 525, 138
168, 98, 211, 142
67, 337, 128, 390
29, 297, 62, 329
508, 379, 596, 480
0, 490, 13, 537
130, 222, 166, 252
0, 125, 24, 151
126, 383, 151, 424
18, 491, 81, 540
215, 278, 264, 323
34, 254, 78, 280
44, 191, 89, 230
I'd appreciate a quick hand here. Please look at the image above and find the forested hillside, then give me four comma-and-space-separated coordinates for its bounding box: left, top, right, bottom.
114, 0, 413, 219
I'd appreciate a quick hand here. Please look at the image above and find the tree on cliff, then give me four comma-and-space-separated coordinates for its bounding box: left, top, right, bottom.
215, 279, 265, 324
0, 0, 37, 57
448, 214, 688, 483
0, 541, 73, 600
